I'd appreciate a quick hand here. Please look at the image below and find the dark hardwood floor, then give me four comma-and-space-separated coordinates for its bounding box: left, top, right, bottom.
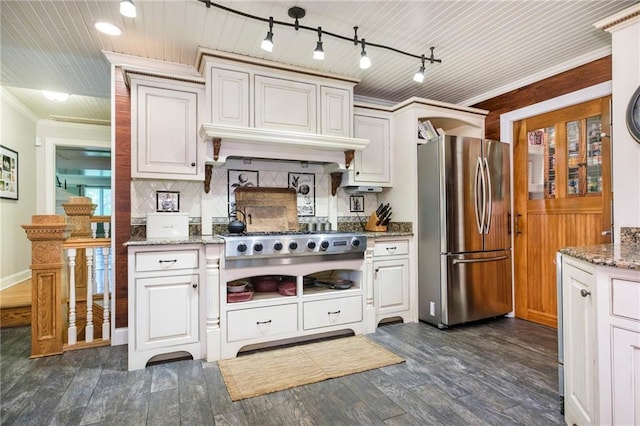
0, 318, 564, 425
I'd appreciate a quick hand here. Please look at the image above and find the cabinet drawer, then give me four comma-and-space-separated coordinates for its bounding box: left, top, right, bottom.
135, 250, 199, 272
611, 278, 640, 321
303, 296, 362, 330
374, 240, 409, 257
227, 304, 298, 342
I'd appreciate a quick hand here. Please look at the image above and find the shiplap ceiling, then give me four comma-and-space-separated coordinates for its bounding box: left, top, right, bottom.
1, 0, 637, 125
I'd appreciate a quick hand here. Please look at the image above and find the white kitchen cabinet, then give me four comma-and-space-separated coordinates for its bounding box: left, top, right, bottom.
561, 254, 640, 426
219, 259, 366, 359
320, 86, 351, 137
128, 245, 204, 370
208, 67, 249, 126
562, 256, 597, 426
255, 75, 317, 133
373, 238, 411, 324
130, 75, 204, 180
200, 53, 357, 139
343, 109, 391, 186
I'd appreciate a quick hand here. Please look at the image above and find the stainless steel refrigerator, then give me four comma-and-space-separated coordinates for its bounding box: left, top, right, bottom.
418, 135, 512, 328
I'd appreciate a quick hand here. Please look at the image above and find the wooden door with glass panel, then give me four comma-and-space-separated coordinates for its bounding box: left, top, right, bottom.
513, 96, 611, 327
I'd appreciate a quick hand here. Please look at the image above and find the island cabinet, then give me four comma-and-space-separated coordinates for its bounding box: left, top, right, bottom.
560, 254, 640, 426
201, 53, 356, 137
370, 236, 412, 325
128, 245, 205, 370
342, 106, 392, 186
128, 73, 205, 180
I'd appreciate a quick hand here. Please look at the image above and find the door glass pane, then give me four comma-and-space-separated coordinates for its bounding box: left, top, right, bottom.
527, 127, 555, 200
586, 115, 602, 193
566, 120, 581, 195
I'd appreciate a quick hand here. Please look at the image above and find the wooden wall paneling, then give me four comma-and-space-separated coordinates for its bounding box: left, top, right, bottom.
473, 56, 612, 140
114, 68, 131, 328
513, 120, 529, 320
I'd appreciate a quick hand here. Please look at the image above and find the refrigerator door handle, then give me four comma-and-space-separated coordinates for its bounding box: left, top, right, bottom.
474, 157, 484, 234
483, 157, 492, 234
452, 255, 509, 264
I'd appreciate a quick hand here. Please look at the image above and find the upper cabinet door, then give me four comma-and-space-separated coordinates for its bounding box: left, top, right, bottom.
320, 86, 351, 137
254, 75, 317, 133
346, 114, 391, 185
131, 78, 203, 180
208, 67, 249, 126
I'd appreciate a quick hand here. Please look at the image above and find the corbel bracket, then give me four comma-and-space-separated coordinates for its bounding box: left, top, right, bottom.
344, 150, 355, 169
204, 164, 213, 194
330, 172, 343, 196
213, 137, 222, 161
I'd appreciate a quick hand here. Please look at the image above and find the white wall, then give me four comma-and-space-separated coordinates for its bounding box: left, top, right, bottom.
0, 89, 38, 289
607, 13, 640, 240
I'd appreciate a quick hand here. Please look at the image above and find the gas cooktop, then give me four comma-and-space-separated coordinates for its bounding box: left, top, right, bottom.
216, 230, 366, 259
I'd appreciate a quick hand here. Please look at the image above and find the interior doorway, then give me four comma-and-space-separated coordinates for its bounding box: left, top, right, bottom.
512, 96, 612, 328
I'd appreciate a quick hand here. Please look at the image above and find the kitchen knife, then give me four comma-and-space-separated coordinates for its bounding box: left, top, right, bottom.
378, 204, 390, 219
375, 203, 384, 216
382, 213, 392, 226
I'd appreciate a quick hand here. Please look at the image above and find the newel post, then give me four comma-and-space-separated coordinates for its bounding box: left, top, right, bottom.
22, 215, 72, 358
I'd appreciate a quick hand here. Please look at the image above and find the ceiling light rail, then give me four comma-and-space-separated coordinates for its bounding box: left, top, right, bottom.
198, 0, 442, 82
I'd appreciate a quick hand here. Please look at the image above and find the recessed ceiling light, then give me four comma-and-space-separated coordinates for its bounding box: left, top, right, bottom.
94, 21, 122, 36
42, 91, 70, 102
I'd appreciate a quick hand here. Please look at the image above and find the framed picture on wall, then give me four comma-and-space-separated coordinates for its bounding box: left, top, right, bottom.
156, 191, 180, 212
228, 169, 259, 215
0, 145, 18, 200
288, 172, 315, 216
349, 195, 364, 213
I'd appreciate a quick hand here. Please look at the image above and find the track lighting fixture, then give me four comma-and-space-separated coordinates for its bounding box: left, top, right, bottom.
413, 54, 426, 83
119, 0, 136, 18
313, 27, 325, 60
198, 1, 442, 81
359, 39, 371, 70
261, 16, 274, 52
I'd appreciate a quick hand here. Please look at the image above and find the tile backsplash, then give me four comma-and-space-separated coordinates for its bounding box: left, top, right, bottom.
131, 159, 379, 223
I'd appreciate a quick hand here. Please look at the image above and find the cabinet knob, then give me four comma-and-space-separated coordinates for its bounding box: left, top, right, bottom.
580, 289, 591, 297
356, 171, 360, 176
191, 162, 196, 167
192, 283, 198, 288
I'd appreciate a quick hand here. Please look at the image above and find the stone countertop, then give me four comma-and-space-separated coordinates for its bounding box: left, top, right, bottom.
125, 235, 224, 246
362, 231, 413, 239
560, 243, 640, 270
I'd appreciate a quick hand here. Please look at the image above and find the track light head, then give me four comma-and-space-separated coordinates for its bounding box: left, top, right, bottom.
359, 39, 371, 69
413, 54, 426, 83
120, 0, 136, 18
313, 27, 324, 60
261, 17, 274, 52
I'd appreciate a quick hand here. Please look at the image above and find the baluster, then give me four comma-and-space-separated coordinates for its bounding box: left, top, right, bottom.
104, 222, 110, 239
91, 222, 97, 239
85, 248, 94, 342
67, 248, 77, 346
102, 247, 111, 340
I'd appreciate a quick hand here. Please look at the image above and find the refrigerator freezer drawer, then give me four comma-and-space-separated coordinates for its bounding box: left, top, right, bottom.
442, 251, 512, 326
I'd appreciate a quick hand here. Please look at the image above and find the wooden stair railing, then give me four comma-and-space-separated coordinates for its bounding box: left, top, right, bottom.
22, 197, 113, 358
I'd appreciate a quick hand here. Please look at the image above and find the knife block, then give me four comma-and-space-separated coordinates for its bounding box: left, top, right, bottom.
364, 212, 388, 232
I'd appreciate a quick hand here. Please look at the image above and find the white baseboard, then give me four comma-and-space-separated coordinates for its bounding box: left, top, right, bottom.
112, 327, 128, 346
1, 270, 31, 291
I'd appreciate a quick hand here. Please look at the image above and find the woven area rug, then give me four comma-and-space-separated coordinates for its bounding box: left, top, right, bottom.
218, 335, 404, 401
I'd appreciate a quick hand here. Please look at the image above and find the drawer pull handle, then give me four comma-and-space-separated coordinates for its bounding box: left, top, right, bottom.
580, 289, 591, 298
328, 310, 341, 315
256, 320, 272, 325
386, 247, 397, 252
158, 259, 177, 264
